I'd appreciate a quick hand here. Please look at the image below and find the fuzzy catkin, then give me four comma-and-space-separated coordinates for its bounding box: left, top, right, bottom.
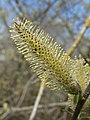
10, 18, 80, 95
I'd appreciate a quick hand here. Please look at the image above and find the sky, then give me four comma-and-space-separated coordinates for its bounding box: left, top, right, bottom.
0, 0, 90, 38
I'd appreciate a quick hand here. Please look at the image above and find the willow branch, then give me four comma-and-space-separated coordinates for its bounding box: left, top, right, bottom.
68, 17, 90, 120
67, 17, 90, 56
71, 82, 90, 120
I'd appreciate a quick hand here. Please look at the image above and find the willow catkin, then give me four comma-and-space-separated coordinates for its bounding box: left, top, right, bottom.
10, 18, 81, 95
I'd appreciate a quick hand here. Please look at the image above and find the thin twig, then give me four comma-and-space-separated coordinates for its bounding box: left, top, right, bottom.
67, 26, 86, 56
67, 17, 90, 56
0, 111, 10, 120
12, 102, 69, 112
29, 81, 45, 120
0, 102, 68, 120
71, 82, 90, 120
17, 74, 36, 107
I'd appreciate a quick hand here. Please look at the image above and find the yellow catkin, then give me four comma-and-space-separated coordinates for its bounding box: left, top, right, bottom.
10, 18, 81, 95
70, 58, 90, 94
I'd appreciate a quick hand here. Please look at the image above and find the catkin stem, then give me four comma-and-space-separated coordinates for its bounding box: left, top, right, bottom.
71, 82, 90, 120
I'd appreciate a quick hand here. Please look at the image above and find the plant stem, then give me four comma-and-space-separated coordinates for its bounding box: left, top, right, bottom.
67, 16, 90, 56
71, 82, 90, 120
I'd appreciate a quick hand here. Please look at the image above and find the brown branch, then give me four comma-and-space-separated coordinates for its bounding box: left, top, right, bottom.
71, 82, 90, 120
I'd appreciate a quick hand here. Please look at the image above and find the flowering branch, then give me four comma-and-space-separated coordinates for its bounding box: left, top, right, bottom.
10, 17, 90, 120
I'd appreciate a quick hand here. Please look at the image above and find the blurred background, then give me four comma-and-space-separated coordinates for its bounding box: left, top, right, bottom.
0, 0, 90, 120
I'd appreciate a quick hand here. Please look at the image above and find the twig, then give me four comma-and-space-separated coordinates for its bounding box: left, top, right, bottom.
0, 102, 68, 120
17, 74, 36, 107
34, 0, 57, 22
71, 82, 90, 120
0, 111, 10, 120
0, 75, 37, 120
11, 102, 69, 112
67, 17, 90, 56
29, 81, 45, 120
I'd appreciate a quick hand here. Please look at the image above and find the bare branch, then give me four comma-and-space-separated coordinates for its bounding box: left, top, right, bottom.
29, 81, 45, 120
16, 74, 36, 107
0, 102, 68, 120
